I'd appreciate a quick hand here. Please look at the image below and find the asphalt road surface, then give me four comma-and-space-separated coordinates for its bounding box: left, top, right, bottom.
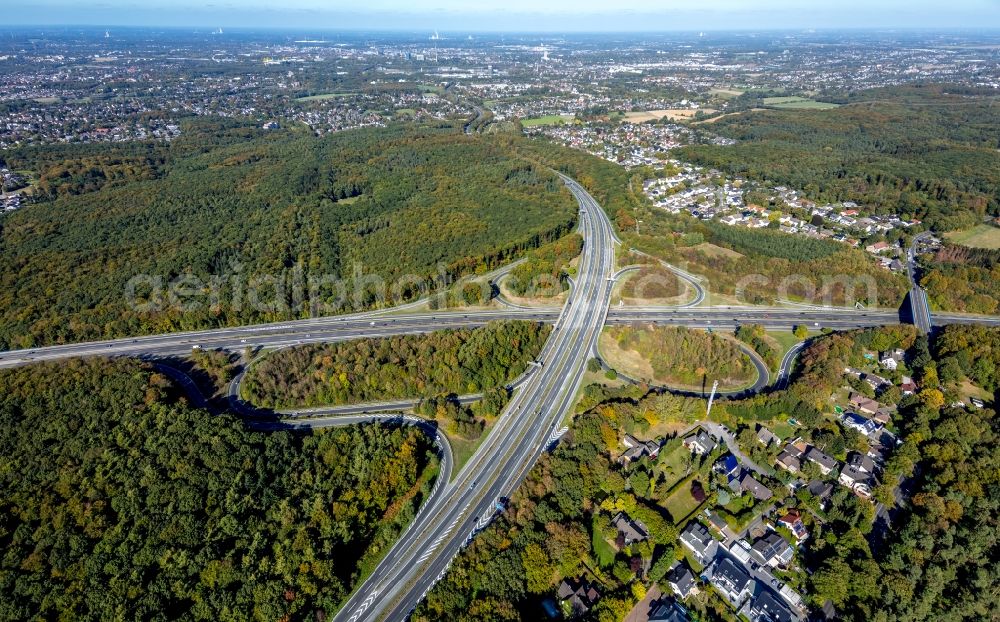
906, 232, 934, 334
1, 177, 999, 621
4, 306, 998, 371
331, 174, 617, 622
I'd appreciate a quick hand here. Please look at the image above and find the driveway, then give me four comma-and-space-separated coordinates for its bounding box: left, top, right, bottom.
623, 584, 662, 622
700, 421, 773, 478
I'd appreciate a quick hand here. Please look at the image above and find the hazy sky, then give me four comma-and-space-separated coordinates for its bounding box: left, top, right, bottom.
7, 0, 1000, 31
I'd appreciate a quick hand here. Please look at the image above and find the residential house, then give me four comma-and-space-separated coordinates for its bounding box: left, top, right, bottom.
839, 464, 873, 498
704, 557, 756, 607
649, 599, 691, 622
715, 454, 741, 478
620, 434, 661, 464
757, 425, 780, 447
729, 539, 753, 565
666, 562, 699, 599
804, 447, 838, 475
683, 429, 718, 456
741, 473, 774, 501
864, 372, 891, 390
842, 412, 881, 437
873, 406, 895, 425
775, 448, 801, 474
727, 472, 746, 496
557, 578, 601, 616
680, 521, 718, 565
847, 451, 876, 475
746, 590, 797, 622
777, 509, 809, 541
849, 393, 880, 416
704, 510, 729, 537
612, 512, 650, 546
779, 584, 806, 613
879, 353, 898, 371
806, 480, 835, 508
750, 532, 794, 568
899, 376, 917, 395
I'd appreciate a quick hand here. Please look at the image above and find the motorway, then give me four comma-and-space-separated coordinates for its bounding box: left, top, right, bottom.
2, 176, 1000, 621
2, 306, 998, 370
331, 174, 617, 621
906, 232, 934, 334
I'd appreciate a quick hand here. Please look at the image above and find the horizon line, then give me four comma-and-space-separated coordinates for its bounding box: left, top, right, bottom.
8, 24, 1000, 34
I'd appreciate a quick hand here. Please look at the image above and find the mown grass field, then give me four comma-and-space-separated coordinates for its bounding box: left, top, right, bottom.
591, 515, 617, 567
520, 114, 576, 127
944, 224, 1000, 249
662, 475, 705, 523
295, 92, 353, 101
762, 96, 840, 110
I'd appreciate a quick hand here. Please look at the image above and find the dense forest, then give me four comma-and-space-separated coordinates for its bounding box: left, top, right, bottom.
920, 243, 1000, 314
0, 358, 440, 621
676, 85, 1000, 230
734, 323, 780, 372
512, 137, 909, 308
618, 252, 683, 301
0, 119, 576, 349
506, 233, 584, 297
605, 325, 756, 389
620, 264, 682, 300
241, 320, 550, 409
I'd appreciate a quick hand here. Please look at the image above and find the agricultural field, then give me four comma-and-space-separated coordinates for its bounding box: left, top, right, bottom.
944, 224, 1000, 249
761, 96, 840, 110
520, 114, 576, 126
623, 108, 717, 122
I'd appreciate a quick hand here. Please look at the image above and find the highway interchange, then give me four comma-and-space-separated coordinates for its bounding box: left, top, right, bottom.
2, 176, 999, 621
1, 306, 996, 370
